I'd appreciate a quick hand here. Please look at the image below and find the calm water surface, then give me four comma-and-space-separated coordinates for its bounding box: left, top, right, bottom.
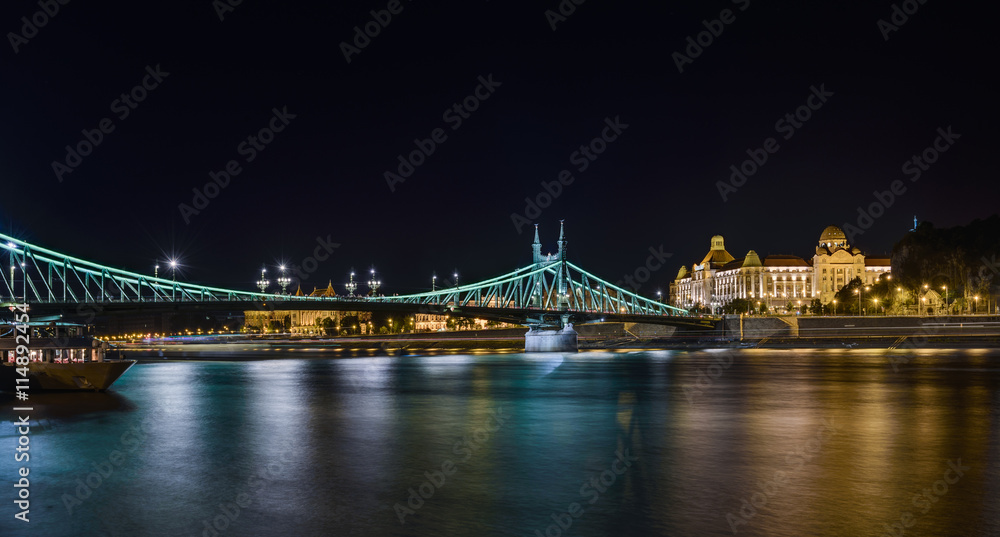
2, 349, 999, 536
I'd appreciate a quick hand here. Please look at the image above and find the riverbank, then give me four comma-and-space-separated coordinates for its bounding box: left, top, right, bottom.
115, 318, 1000, 359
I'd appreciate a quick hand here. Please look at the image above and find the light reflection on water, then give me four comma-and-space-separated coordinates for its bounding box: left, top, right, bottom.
1, 349, 998, 536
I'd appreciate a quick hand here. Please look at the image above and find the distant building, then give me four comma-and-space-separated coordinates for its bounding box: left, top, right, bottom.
243, 282, 373, 334
670, 226, 890, 312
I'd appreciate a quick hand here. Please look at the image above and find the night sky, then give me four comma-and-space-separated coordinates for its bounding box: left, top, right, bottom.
2, 0, 994, 297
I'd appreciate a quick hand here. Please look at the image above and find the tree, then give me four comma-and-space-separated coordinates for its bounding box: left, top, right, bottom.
721, 298, 752, 314
341, 314, 360, 335
833, 277, 864, 315
318, 317, 335, 335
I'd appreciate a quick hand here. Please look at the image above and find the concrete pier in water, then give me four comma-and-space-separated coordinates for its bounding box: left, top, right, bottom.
524, 324, 579, 352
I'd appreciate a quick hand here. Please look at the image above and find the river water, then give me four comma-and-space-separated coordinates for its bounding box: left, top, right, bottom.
2, 348, 999, 536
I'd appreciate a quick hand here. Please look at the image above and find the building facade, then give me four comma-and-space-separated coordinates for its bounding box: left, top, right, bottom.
670, 226, 890, 312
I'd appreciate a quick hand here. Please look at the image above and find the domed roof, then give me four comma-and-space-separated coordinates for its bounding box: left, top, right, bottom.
820, 225, 846, 242
700, 236, 734, 266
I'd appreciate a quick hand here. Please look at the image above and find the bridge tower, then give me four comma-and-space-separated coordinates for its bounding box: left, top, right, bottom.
532, 224, 543, 264
556, 220, 569, 309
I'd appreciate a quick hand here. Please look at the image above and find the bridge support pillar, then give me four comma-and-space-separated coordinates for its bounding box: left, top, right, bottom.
524, 324, 578, 352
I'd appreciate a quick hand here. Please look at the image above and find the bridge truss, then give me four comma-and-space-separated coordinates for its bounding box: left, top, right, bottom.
0, 230, 693, 326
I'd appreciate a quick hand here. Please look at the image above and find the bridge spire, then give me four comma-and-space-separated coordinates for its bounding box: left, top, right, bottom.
557, 220, 567, 261
532, 224, 542, 265
557, 220, 569, 308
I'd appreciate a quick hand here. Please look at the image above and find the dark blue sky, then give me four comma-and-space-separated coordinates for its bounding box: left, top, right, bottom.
2, 0, 994, 297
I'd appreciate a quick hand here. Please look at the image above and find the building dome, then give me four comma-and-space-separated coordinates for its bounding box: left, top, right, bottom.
700, 235, 734, 266
818, 225, 849, 249
819, 225, 846, 242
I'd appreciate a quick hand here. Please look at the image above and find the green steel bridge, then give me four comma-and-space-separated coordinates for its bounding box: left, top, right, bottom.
0, 224, 717, 331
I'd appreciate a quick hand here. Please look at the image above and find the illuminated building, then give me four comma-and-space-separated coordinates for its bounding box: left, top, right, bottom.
670, 226, 890, 312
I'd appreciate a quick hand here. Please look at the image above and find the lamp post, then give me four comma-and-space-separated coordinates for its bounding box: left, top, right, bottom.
277, 265, 291, 295
346, 271, 357, 297
169, 259, 178, 300
432, 274, 437, 292
873, 297, 879, 315
453, 271, 459, 288
974, 295, 979, 314
155, 264, 159, 279
896, 287, 902, 315
833, 299, 837, 316
256, 267, 269, 293
368, 268, 380, 297
941, 285, 948, 314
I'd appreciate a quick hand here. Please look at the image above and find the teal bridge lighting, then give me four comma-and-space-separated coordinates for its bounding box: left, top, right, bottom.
0, 223, 708, 329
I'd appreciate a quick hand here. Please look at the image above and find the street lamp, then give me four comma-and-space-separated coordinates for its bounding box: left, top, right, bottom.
432, 274, 437, 292
454, 271, 459, 287
897, 287, 903, 315
855, 287, 862, 316
155, 264, 159, 279
974, 295, 979, 314
657, 290, 663, 303
941, 285, 948, 313
873, 297, 879, 315
833, 299, 837, 316
277, 265, 291, 294
257, 267, 269, 293
368, 268, 380, 296
169, 259, 178, 301
346, 271, 357, 297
